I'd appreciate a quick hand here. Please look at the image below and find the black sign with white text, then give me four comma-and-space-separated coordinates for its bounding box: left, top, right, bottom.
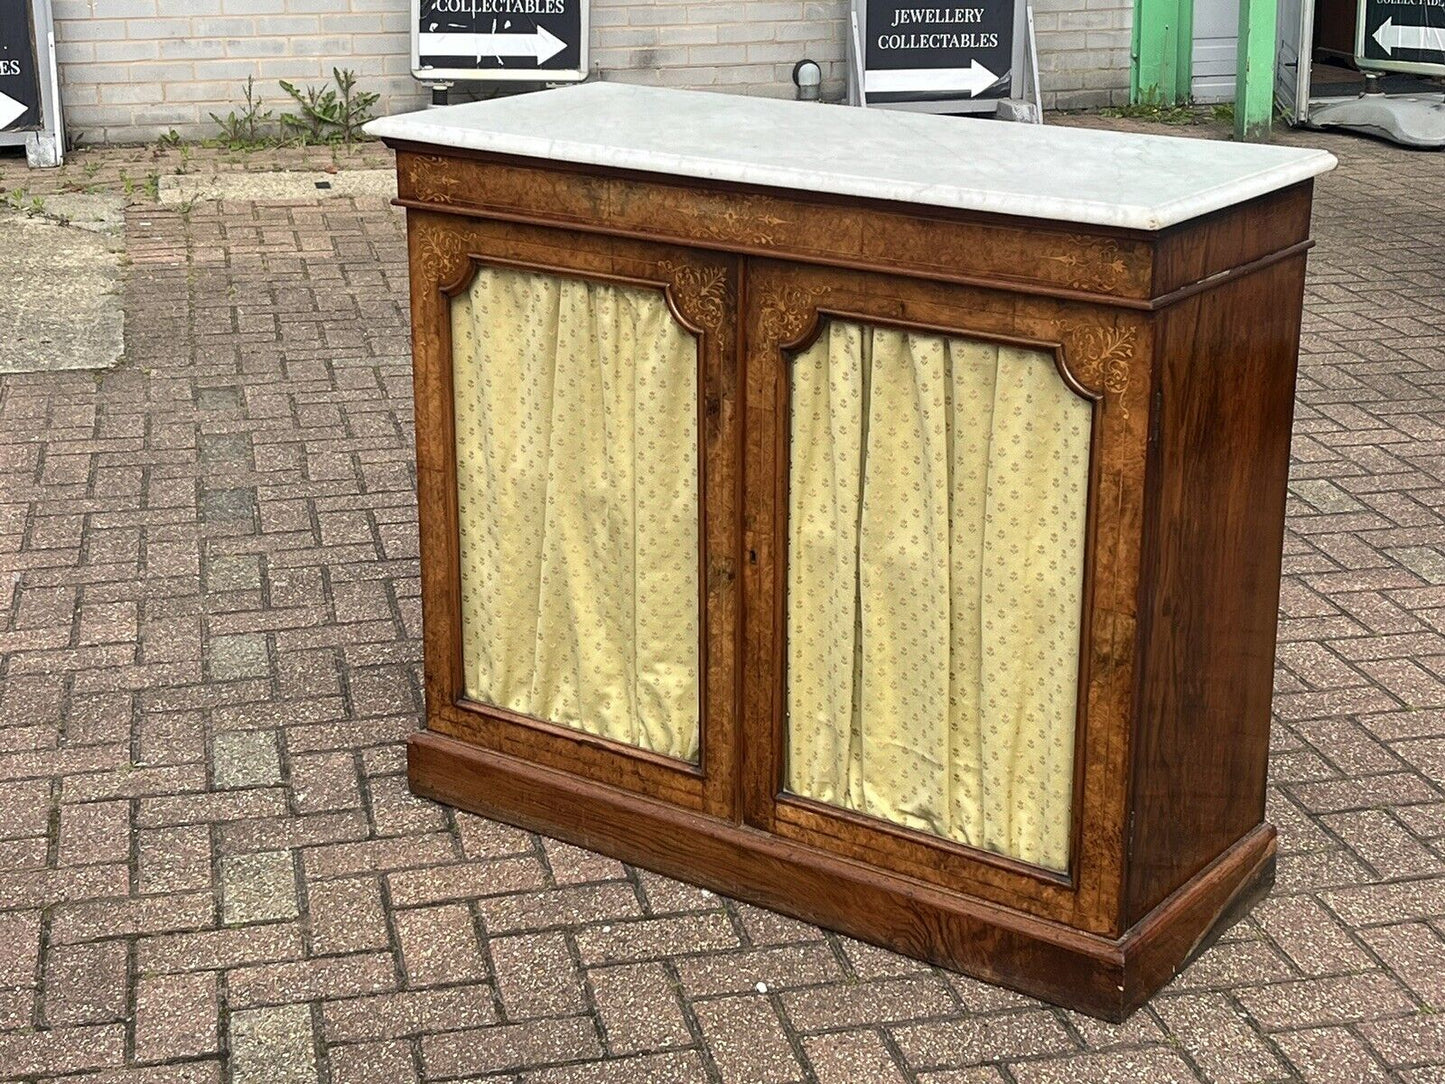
0, 0, 41, 131
1357, 0, 1445, 76
863, 1, 1014, 102
412, 0, 588, 81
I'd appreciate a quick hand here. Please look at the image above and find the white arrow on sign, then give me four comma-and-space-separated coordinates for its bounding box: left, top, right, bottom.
1373, 16, 1445, 55
864, 60, 999, 97
0, 90, 26, 131
418, 26, 567, 64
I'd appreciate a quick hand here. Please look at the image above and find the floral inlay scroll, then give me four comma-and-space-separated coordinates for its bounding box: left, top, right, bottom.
658, 261, 731, 334
1065, 324, 1138, 420
670, 195, 790, 246
399, 154, 466, 206
415, 218, 472, 290
1043, 237, 1131, 292
757, 282, 830, 351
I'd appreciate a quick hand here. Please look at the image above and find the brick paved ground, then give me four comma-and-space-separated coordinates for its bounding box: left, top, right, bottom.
1, 123, 1443, 1083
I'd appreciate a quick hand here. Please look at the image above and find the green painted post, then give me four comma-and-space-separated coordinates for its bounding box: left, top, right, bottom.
1235, 0, 1277, 140
1132, 0, 1192, 105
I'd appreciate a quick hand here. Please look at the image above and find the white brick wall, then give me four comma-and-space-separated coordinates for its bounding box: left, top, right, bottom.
1031, 0, 1134, 108
52, 1, 1129, 143
53, 0, 422, 142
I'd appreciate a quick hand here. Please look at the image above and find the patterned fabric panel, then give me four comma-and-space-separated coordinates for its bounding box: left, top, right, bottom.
786, 320, 1091, 870
451, 267, 701, 763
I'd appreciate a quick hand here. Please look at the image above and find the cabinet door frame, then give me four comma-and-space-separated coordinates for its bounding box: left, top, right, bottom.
741, 257, 1148, 933
406, 209, 742, 821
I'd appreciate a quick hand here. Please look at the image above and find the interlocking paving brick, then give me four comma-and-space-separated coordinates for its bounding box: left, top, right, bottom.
523, 1050, 712, 1083
693, 994, 801, 1084
322, 986, 497, 1044
891, 1010, 1078, 1069
803, 1028, 909, 1083
479, 882, 645, 934
42, 939, 129, 1025
1255, 893, 1374, 976
226, 951, 397, 1008
394, 903, 488, 986
137, 824, 213, 894
783, 975, 958, 1031
137, 922, 306, 976
590, 961, 693, 1054
0, 987, 35, 1031
1234, 971, 1419, 1030
210, 729, 283, 789
1275, 1024, 1395, 1083
0, 1022, 127, 1077
329, 1039, 421, 1084
491, 931, 589, 1020
0, 910, 42, 987
229, 1003, 318, 1084
421, 1015, 603, 1077
306, 876, 391, 956
0, 779, 53, 839
675, 942, 842, 998
48, 890, 215, 945
206, 553, 263, 593
574, 912, 741, 966
386, 855, 549, 906
1360, 1013, 1445, 1068
1358, 922, 1445, 1005
1007, 1047, 1200, 1083
838, 936, 937, 979
134, 970, 220, 1063
221, 849, 300, 924
1154, 993, 1287, 1083
544, 836, 629, 885
1, 128, 1444, 1083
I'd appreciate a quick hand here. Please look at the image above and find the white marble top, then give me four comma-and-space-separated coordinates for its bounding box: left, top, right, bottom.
365, 83, 1336, 231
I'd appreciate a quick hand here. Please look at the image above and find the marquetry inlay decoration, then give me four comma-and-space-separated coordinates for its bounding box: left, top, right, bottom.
1044, 237, 1131, 292
659, 261, 731, 333
757, 282, 830, 349
400, 154, 465, 205
1067, 324, 1138, 420
416, 218, 470, 287
669, 194, 791, 246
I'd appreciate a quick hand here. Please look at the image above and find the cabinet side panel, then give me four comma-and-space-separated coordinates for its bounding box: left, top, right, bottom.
1151, 184, 1313, 296
1127, 253, 1308, 924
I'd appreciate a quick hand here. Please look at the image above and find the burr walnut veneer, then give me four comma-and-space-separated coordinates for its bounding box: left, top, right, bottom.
371, 84, 1336, 1020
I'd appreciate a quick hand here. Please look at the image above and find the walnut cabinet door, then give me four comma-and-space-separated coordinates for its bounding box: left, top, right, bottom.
407, 211, 742, 823
740, 257, 1148, 934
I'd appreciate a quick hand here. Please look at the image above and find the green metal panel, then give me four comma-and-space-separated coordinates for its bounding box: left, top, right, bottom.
1235, 0, 1277, 139
1131, 0, 1193, 104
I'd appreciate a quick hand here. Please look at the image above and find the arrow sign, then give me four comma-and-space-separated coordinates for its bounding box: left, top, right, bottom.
0, 90, 25, 130
418, 27, 566, 64
1372, 17, 1445, 55
865, 61, 999, 97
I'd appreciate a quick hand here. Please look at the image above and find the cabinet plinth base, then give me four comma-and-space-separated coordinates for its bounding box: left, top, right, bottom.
408, 730, 1276, 1021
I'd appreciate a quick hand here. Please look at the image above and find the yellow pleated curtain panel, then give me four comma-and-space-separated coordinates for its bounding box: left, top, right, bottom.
786, 321, 1092, 871
450, 266, 701, 763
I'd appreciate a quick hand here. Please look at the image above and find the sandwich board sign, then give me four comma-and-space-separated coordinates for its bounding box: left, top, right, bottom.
0, 0, 62, 166
1356, 0, 1445, 77
1, 0, 43, 132
412, 0, 589, 82
852, 0, 1026, 113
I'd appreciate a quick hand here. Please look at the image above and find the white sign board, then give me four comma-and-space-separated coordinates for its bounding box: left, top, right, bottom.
412, 0, 589, 82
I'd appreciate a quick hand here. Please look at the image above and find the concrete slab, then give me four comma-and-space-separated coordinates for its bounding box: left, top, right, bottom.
158, 168, 397, 205
0, 194, 125, 375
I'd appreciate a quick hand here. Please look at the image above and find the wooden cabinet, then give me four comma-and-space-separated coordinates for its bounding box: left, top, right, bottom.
374, 85, 1332, 1020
